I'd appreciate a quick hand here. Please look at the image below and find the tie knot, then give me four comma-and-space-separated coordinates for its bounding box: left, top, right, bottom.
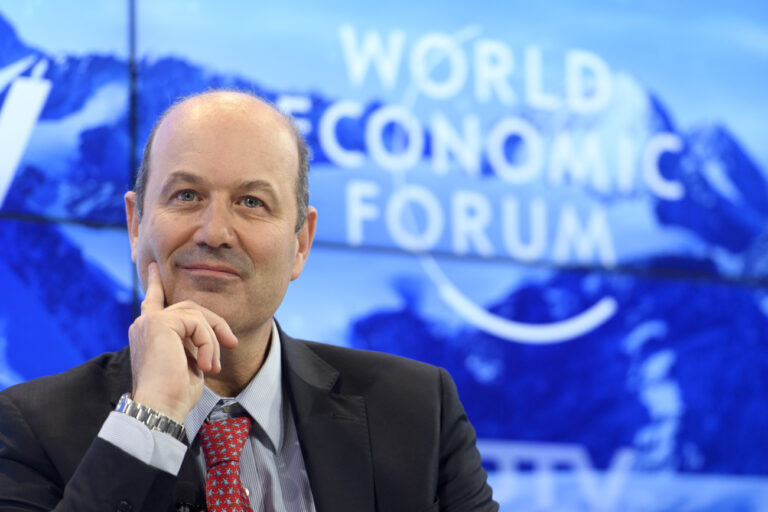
199, 416, 252, 467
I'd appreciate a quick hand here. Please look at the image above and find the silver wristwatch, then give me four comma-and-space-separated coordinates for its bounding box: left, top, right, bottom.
115, 393, 186, 442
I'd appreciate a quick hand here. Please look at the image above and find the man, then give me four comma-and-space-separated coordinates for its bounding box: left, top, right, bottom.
0, 91, 497, 511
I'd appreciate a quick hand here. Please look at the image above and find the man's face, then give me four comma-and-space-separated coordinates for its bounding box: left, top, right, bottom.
125, 93, 316, 337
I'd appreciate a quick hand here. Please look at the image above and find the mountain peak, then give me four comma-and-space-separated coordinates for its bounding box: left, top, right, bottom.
0, 13, 37, 66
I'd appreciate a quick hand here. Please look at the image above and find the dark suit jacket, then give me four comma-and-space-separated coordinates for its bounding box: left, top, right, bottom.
0, 328, 497, 511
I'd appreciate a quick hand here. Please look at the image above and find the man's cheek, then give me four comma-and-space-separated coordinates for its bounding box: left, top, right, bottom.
135, 241, 159, 293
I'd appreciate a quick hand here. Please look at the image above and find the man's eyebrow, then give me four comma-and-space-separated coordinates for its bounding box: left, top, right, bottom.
236, 179, 278, 194
159, 171, 207, 196
159, 172, 279, 198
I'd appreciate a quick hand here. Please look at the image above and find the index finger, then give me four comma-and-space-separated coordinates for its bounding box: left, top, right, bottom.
141, 262, 166, 314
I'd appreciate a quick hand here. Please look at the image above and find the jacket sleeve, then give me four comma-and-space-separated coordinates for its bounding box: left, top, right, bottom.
0, 392, 178, 512
436, 368, 499, 512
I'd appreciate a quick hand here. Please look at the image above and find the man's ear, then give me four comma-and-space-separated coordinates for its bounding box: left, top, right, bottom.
124, 191, 140, 263
291, 206, 317, 281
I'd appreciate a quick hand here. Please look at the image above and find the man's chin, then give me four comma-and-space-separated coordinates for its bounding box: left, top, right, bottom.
168, 288, 231, 315
167, 285, 272, 339
179, 273, 237, 292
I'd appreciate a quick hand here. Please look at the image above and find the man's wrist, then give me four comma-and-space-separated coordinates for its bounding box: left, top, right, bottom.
115, 393, 186, 442
99, 412, 187, 475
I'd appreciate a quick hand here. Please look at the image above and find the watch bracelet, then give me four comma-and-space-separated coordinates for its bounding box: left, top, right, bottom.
115, 393, 186, 442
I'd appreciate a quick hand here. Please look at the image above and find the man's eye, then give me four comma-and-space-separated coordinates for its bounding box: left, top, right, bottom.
176, 190, 198, 202
242, 196, 263, 208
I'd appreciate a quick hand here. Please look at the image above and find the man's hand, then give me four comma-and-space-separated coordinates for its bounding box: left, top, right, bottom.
128, 262, 238, 422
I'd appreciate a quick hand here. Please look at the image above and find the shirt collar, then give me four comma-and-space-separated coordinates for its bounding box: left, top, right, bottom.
184, 320, 284, 450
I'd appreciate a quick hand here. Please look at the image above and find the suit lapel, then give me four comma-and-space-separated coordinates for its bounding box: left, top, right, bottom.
106, 346, 133, 409
281, 330, 375, 512
175, 448, 206, 510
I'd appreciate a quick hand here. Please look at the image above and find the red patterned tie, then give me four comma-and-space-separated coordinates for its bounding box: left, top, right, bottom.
199, 416, 254, 512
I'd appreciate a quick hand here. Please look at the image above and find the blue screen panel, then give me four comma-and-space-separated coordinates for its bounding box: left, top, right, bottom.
0, 220, 134, 386
0, 4, 130, 225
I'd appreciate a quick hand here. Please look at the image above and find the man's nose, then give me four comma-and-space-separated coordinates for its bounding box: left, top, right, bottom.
193, 201, 236, 248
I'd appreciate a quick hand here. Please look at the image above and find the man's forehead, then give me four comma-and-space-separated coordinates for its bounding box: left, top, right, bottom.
145, 92, 299, 191
158, 92, 285, 138
151, 92, 297, 162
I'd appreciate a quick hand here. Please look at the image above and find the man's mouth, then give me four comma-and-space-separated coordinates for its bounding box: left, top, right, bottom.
179, 263, 241, 279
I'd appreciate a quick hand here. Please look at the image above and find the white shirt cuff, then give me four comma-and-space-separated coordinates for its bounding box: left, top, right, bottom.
98, 411, 187, 475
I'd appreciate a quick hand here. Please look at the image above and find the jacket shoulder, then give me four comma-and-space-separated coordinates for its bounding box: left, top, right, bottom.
0, 348, 132, 484
292, 339, 446, 400
0, 348, 131, 418
302, 339, 439, 373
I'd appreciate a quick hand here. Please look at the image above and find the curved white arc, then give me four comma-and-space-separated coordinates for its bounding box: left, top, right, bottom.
440, 283, 617, 344
421, 256, 618, 344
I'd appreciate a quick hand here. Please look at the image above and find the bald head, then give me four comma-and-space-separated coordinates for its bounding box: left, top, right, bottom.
134, 90, 310, 231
